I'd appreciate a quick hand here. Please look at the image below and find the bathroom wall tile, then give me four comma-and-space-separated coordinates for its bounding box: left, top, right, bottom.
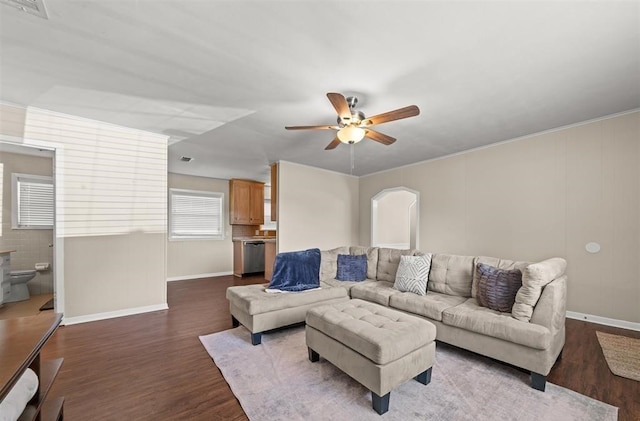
0, 227, 54, 296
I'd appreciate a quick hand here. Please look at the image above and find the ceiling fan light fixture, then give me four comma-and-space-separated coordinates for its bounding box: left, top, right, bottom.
285, 92, 419, 149
337, 126, 365, 144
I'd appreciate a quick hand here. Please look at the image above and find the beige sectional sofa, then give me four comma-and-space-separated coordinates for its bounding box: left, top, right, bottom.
227, 245, 567, 391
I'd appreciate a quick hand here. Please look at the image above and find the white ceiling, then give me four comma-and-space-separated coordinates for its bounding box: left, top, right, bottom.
1, 1, 638, 182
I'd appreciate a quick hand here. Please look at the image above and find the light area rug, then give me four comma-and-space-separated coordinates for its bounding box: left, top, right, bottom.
200, 326, 617, 421
596, 331, 640, 382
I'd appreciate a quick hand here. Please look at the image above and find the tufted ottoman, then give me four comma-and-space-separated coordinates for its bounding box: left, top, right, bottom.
305, 299, 436, 415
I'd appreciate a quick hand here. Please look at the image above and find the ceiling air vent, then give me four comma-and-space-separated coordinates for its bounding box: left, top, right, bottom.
1, 0, 48, 19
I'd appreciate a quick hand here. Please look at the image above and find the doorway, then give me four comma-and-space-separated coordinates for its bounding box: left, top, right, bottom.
371, 187, 419, 250
0, 142, 56, 318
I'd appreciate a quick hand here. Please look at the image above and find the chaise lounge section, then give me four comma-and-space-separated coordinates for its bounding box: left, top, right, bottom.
227, 282, 349, 345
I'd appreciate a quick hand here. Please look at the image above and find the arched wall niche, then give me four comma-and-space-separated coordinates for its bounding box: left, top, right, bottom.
371, 187, 419, 250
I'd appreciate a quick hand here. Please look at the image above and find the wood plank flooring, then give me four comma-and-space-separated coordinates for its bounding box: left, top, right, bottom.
39, 276, 639, 421
0, 293, 53, 320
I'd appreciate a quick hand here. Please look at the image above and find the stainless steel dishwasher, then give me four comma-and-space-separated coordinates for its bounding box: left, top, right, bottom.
243, 241, 265, 274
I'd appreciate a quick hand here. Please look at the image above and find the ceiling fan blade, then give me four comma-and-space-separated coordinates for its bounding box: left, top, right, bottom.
362, 105, 420, 126
285, 125, 339, 130
325, 137, 341, 150
364, 129, 396, 145
327, 92, 351, 120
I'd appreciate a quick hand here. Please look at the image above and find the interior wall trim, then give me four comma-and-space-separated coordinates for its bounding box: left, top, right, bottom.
566, 311, 640, 332
166, 271, 233, 282
62, 303, 169, 326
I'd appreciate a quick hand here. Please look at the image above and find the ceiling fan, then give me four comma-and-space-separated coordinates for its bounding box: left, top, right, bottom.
285, 93, 420, 150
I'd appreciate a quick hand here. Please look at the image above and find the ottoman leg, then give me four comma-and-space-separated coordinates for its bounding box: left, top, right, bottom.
231, 316, 240, 328
308, 347, 319, 362
251, 332, 262, 346
371, 392, 390, 415
415, 367, 432, 385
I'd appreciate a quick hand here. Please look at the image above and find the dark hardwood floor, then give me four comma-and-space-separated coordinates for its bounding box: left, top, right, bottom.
42, 275, 639, 421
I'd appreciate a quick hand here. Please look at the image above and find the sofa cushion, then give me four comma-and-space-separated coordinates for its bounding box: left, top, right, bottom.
428, 254, 475, 297
336, 254, 368, 282
393, 254, 432, 296
512, 258, 567, 322
472, 256, 530, 298
320, 246, 350, 280
389, 291, 467, 322
442, 298, 552, 349
226, 282, 348, 316
350, 281, 400, 306
322, 278, 376, 292
376, 248, 417, 283
349, 246, 379, 280
475, 263, 522, 312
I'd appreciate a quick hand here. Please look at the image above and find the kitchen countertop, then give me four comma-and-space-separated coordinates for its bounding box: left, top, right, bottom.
232, 237, 276, 243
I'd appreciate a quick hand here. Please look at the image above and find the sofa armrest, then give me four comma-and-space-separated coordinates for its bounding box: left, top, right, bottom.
529, 275, 567, 335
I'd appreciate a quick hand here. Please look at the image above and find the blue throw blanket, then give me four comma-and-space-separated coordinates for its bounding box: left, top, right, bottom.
267, 248, 321, 292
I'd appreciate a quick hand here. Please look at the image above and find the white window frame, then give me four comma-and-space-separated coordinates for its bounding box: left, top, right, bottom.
12, 173, 54, 229
169, 188, 224, 241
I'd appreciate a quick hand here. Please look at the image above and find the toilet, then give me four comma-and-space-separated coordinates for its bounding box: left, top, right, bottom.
4, 270, 36, 303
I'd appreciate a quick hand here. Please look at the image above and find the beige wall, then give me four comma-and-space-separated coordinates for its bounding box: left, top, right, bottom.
360, 111, 640, 323
3, 102, 637, 324
167, 173, 233, 279
64, 232, 166, 316
0, 151, 54, 295
0, 103, 26, 138
278, 161, 359, 252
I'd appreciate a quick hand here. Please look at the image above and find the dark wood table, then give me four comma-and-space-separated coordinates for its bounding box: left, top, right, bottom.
0, 313, 64, 421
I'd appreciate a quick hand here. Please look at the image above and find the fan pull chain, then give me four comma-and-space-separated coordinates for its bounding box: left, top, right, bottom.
350, 143, 355, 175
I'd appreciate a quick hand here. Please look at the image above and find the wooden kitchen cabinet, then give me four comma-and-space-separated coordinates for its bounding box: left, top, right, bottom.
229, 179, 264, 225
233, 240, 243, 277
264, 240, 276, 281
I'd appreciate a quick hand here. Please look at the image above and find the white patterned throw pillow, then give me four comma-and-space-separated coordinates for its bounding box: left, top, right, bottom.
393, 254, 432, 296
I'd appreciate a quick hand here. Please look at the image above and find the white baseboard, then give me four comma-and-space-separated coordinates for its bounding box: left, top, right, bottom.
166, 271, 233, 282
566, 311, 640, 332
62, 303, 169, 326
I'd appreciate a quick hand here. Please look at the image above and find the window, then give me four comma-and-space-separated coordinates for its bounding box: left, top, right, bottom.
262, 199, 276, 230
169, 189, 224, 240
12, 173, 54, 229
262, 185, 276, 230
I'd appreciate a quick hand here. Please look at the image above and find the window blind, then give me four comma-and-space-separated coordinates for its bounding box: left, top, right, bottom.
169, 189, 223, 240
15, 174, 54, 227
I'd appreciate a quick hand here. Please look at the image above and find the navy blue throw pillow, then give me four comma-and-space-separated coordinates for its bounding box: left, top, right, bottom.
336, 254, 367, 282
